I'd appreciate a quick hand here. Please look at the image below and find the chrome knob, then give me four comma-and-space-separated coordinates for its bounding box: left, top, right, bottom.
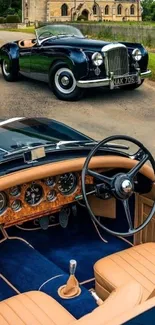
121, 179, 132, 193
69, 259, 77, 275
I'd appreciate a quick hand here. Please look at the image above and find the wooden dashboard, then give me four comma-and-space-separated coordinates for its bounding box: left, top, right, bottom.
0, 172, 93, 227
0, 155, 154, 228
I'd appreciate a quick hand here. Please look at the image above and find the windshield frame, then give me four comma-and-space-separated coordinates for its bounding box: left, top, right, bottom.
35, 24, 84, 45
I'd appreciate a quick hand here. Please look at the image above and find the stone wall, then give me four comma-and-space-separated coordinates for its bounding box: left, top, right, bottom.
0, 23, 18, 28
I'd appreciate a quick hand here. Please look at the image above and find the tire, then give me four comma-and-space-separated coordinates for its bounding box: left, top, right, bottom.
49, 62, 84, 101
1, 56, 19, 82
121, 79, 144, 90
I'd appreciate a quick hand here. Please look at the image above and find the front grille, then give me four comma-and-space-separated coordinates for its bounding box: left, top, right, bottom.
106, 47, 129, 76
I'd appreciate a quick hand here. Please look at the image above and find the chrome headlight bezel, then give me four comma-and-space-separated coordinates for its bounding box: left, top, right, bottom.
92, 52, 103, 66
132, 48, 142, 61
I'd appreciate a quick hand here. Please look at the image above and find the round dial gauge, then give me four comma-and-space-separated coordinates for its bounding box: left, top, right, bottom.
25, 183, 43, 206
0, 192, 7, 214
9, 186, 21, 197
57, 173, 77, 195
11, 200, 22, 211
44, 177, 55, 187
47, 190, 56, 202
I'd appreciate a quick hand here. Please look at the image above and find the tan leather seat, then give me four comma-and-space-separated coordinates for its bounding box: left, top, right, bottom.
94, 242, 155, 302
18, 39, 36, 48
0, 291, 75, 325
0, 281, 142, 325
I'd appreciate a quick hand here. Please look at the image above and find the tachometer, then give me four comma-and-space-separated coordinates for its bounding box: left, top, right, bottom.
57, 173, 77, 195
25, 183, 43, 206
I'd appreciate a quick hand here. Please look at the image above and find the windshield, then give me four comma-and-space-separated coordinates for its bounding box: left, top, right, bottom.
0, 118, 91, 154
36, 24, 84, 41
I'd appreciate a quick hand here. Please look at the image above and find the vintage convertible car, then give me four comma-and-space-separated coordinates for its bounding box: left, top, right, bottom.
1, 117, 155, 324
0, 24, 151, 101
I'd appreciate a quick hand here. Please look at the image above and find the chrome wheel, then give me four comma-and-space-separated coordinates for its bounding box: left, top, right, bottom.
3, 60, 10, 77
54, 68, 76, 95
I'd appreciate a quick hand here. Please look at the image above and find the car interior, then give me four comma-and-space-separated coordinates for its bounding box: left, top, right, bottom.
1, 135, 155, 324
18, 39, 37, 48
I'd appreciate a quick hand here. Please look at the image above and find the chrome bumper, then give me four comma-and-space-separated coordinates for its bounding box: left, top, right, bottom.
77, 70, 151, 89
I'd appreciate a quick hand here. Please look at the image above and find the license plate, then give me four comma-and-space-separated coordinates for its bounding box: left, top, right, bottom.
114, 75, 137, 86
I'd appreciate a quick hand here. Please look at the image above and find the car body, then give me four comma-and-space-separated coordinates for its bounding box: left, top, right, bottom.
0, 24, 151, 101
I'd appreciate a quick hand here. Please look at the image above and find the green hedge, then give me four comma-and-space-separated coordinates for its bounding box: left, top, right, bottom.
6, 15, 20, 23
0, 17, 5, 24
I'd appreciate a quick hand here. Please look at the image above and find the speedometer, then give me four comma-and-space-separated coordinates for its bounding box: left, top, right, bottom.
57, 173, 77, 195
25, 183, 43, 206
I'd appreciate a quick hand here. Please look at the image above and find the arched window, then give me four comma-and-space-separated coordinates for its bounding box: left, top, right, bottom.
130, 4, 135, 15
93, 4, 97, 15
61, 3, 68, 16
117, 4, 122, 15
105, 5, 109, 15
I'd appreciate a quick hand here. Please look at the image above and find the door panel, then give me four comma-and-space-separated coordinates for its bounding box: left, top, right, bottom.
19, 48, 31, 73
134, 194, 155, 245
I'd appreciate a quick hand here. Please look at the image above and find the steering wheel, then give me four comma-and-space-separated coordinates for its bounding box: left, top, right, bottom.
81, 135, 155, 237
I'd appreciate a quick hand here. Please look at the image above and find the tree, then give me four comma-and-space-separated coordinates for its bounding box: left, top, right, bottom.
0, 0, 11, 16
0, 0, 21, 17
141, 0, 155, 21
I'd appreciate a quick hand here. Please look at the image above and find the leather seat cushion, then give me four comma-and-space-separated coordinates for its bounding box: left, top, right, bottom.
94, 242, 155, 301
0, 291, 75, 325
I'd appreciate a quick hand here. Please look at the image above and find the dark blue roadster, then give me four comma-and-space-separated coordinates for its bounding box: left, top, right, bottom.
0, 24, 151, 101
0, 117, 155, 324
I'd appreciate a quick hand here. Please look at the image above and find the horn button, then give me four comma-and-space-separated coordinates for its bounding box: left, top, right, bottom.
114, 174, 134, 199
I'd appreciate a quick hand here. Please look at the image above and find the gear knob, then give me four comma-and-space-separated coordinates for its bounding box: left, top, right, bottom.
69, 259, 77, 275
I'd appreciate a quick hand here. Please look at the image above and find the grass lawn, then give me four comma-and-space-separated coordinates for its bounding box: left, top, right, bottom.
0, 27, 35, 34
149, 53, 155, 81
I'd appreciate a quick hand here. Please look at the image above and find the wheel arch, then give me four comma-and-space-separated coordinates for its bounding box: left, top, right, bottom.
0, 43, 19, 71
48, 48, 89, 81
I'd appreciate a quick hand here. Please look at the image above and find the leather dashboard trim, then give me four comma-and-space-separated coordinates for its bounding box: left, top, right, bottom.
0, 155, 154, 191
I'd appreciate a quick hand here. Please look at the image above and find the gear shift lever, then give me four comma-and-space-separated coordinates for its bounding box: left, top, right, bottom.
58, 259, 81, 298
70, 259, 77, 275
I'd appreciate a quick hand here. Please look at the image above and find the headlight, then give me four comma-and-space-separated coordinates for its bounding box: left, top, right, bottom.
92, 52, 103, 66
132, 48, 142, 61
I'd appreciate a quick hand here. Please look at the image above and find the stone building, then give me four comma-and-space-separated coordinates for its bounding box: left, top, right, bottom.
23, 0, 142, 23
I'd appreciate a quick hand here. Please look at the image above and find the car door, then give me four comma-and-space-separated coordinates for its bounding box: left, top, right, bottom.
30, 43, 55, 83
19, 47, 32, 74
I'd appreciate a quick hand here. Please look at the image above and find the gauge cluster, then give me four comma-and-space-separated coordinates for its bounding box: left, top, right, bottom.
0, 172, 79, 216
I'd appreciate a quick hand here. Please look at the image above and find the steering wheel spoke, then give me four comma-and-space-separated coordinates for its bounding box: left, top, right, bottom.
122, 199, 133, 231
128, 154, 149, 179
87, 169, 112, 186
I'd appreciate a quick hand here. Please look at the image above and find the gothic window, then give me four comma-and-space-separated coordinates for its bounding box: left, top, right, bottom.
130, 4, 135, 15
93, 4, 97, 15
105, 5, 109, 15
117, 4, 122, 15
61, 4, 68, 16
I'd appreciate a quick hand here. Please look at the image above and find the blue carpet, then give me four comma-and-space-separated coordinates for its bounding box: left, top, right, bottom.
124, 307, 155, 324
0, 240, 64, 293
40, 274, 97, 319
0, 240, 97, 318
7, 213, 130, 283
0, 277, 17, 301
1, 209, 130, 318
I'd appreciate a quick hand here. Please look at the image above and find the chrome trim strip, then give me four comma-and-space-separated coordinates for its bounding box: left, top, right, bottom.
77, 70, 151, 89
